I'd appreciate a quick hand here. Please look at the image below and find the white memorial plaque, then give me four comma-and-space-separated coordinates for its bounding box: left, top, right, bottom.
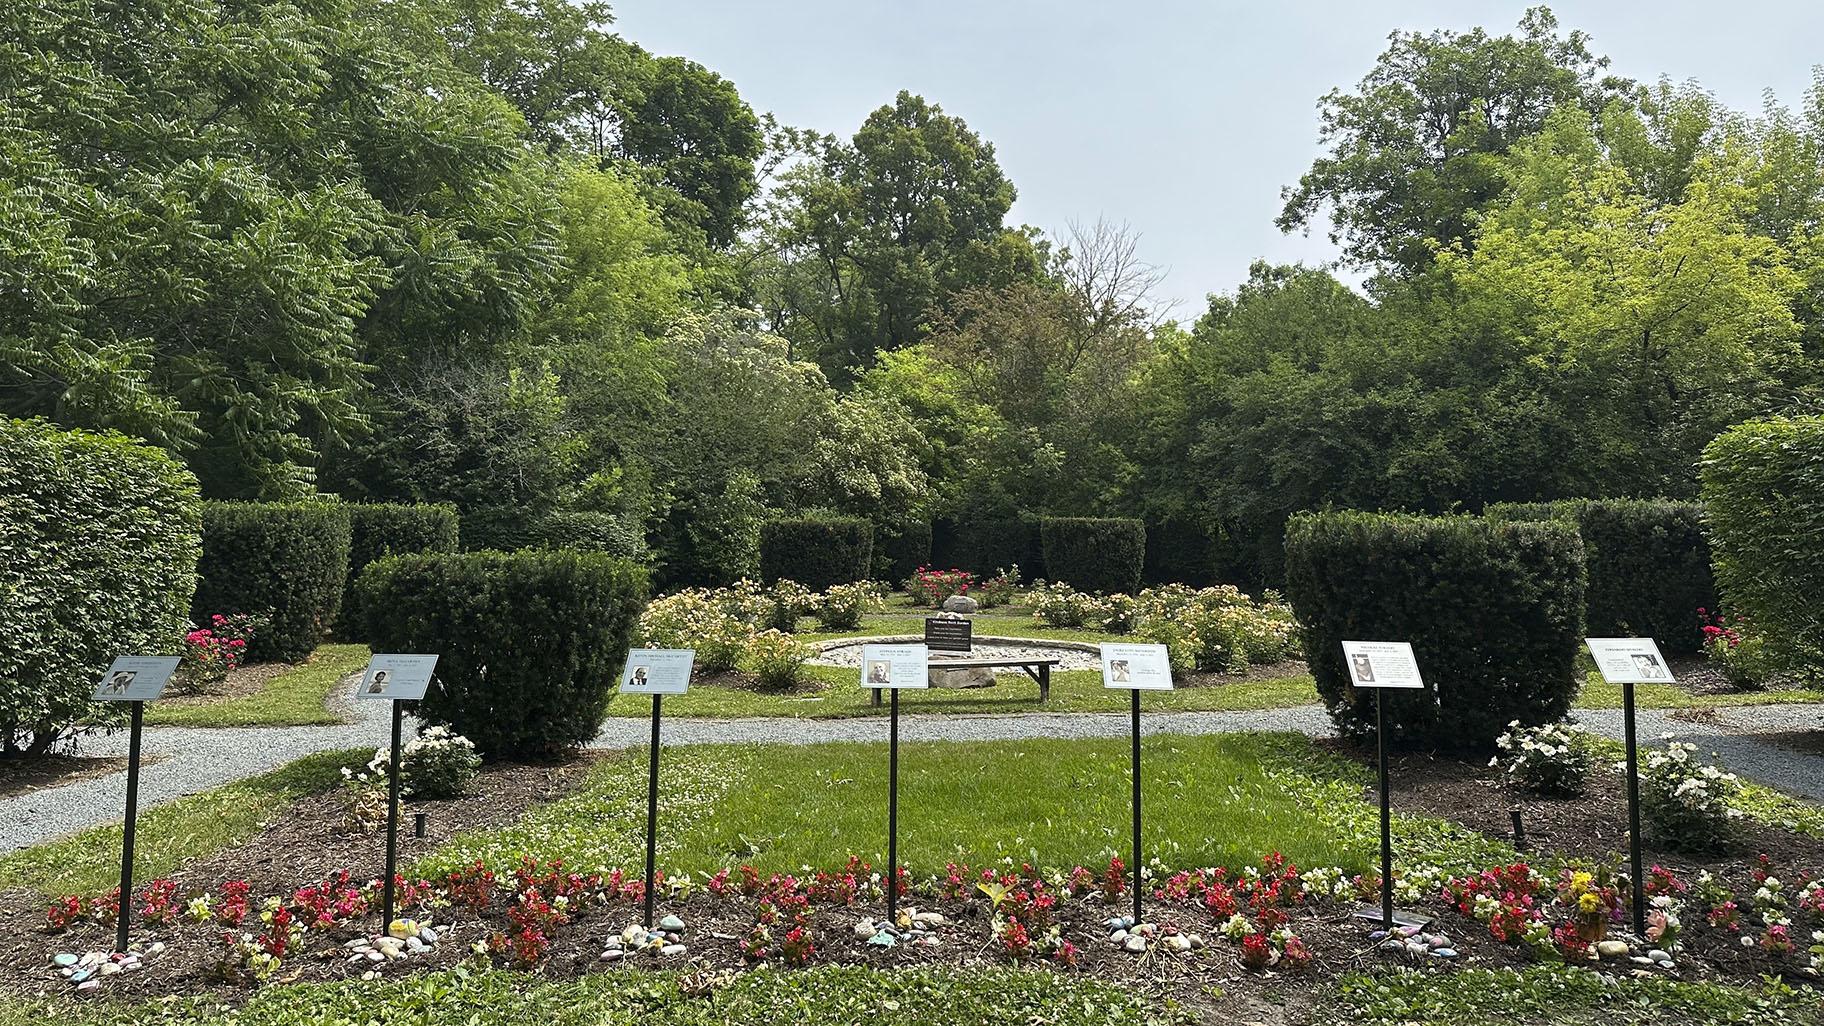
620, 648, 695, 695
1586, 637, 1675, 684
1101, 643, 1174, 691
356, 654, 439, 701
860, 644, 930, 690
91, 656, 181, 702
1341, 641, 1425, 689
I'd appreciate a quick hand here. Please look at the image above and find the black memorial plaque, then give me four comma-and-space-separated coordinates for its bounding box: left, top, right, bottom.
923, 616, 973, 653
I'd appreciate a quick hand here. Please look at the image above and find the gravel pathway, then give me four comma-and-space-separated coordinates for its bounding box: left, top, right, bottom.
0, 679, 390, 853
4, 686, 1820, 853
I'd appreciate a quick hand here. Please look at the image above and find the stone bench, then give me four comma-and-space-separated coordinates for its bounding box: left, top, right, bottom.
868, 655, 1058, 706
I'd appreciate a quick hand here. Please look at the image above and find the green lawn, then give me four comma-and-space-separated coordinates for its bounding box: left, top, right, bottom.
606, 664, 1321, 718
1317, 966, 1818, 1026
0, 967, 1189, 1026
0, 748, 367, 897
1574, 674, 1824, 710
144, 644, 371, 728
419, 732, 1509, 881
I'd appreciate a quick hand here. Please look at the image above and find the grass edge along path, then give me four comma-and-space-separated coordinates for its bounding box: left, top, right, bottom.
0, 966, 1191, 1026
144, 645, 372, 729
0, 748, 367, 898
418, 732, 1512, 883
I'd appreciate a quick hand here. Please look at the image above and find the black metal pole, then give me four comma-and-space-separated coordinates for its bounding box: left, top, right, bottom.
1378, 688, 1393, 928
1130, 688, 1142, 925
383, 699, 402, 928
886, 687, 900, 925
643, 693, 661, 929
115, 700, 144, 953
1624, 679, 1645, 935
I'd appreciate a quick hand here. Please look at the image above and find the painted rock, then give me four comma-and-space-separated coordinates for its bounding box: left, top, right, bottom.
75, 980, 100, 993
1431, 948, 1458, 959
52, 954, 78, 968
601, 949, 624, 962
1596, 940, 1630, 959
1123, 935, 1147, 953
867, 930, 897, 948
660, 944, 687, 957
659, 914, 686, 933
853, 920, 877, 939
418, 928, 439, 945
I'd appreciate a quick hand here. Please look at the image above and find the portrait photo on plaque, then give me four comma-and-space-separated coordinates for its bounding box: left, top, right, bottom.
356, 654, 439, 701
619, 648, 695, 695
91, 656, 181, 702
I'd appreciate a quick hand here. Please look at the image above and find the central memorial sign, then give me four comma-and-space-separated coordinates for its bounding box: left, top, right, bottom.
923, 616, 973, 653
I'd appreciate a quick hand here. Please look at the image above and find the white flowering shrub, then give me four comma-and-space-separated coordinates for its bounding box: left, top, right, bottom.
816, 581, 884, 630
1030, 581, 1104, 628
369, 725, 482, 799
765, 580, 818, 631
639, 589, 753, 672
744, 629, 814, 689
1490, 720, 1593, 795
1635, 741, 1744, 851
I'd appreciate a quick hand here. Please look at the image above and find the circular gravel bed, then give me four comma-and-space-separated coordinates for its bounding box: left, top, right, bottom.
812, 635, 1103, 671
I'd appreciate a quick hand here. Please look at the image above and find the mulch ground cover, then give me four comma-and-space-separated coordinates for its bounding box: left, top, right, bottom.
1, 739, 1820, 1014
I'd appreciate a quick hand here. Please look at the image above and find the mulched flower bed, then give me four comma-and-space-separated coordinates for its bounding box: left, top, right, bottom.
3, 746, 1822, 1012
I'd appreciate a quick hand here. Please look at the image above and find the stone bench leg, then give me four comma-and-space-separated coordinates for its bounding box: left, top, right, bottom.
871, 688, 881, 708
1039, 663, 1050, 704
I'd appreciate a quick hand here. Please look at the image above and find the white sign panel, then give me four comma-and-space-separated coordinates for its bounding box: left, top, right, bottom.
356, 654, 439, 701
1100, 643, 1174, 691
620, 648, 695, 695
1341, 641, 1425, 689
860, 644, 930, 690
91, 655, 181, 702
1586, 637, 1676, 684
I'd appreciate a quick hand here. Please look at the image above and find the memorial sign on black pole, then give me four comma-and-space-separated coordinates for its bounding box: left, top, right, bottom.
1342, 641, 1426, 929
354, 654, 439, 929
1100, 643, 1173, 926
92, 655, 180, 954
860, 643, 928, 936
618, 648, 695, 928
1586, 637, 1674, 936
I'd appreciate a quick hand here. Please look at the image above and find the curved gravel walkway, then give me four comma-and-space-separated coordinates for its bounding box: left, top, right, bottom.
3, 687, 1819, 853
0, 680, 391, 853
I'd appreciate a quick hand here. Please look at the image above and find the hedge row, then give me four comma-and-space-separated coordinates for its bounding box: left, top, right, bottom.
759, 517, 873, 590
930, 517, 1044, 579
1486, 498, 1714, 653
0, 420, 201, 753
1284, 511, 1585, 752
194, 501, 351, 662
1702, 416, 1824, 667
357, 550, 648, 759
878, 521, 933, 583
335, 504, 461, 640
1039, 517, 1145, 594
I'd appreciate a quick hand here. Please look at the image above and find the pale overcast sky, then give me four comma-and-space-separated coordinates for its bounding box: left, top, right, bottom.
614, 1, 1824, 319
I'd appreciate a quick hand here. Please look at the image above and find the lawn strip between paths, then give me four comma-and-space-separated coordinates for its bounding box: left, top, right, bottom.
144, 645, 372, 729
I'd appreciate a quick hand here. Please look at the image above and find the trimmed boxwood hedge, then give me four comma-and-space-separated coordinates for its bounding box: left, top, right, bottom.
1284, 511, 1586, 752
758, 517, 873, 590
1040, 517, 1145, 594
534, 511, 647, 559
1142, 518, 1221, 587
879, 521, 933, 583
335, 503, 460, 641
1, 420, 201, 753
1702, 416, 1824, 668
194, 501, 351, 663
930, 517, 1044, 579
357, 550, 648, 759
1487, 498, 1715, 653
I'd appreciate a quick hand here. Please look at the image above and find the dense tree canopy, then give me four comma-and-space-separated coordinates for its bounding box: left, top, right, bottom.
5, 2, 1821, 595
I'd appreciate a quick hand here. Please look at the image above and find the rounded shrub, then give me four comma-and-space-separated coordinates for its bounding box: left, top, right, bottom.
534, 510, 647, 559
758, 517, 873, 591
194, 501, 351, 663
1040, 517, 1145, 595
0, 420, 201, 753
1487, 498, 1715, 653
357, 550, 648, 760
1701, 416, 1824, 669
336, 503, 460, 640
1283, 511, 1585, 752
